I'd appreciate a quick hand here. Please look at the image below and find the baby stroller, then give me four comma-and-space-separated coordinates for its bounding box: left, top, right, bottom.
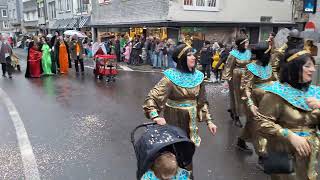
92, 42, 118, 82
94, 54, 118, 82
131, 122, 195, 180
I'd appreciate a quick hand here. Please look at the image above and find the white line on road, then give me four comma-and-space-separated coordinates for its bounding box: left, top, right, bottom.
118, 65, 134, 71
84, 65, 94, 69
0, 88, 40, 180
84, 65, 160, 73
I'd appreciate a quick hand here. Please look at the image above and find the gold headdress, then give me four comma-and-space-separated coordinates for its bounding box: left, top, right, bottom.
287, 50, 311, 62
240, 39, 249, 45
177, 45, 192, 59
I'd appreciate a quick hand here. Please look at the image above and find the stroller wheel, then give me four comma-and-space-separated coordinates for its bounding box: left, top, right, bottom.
99, 75, 103, 80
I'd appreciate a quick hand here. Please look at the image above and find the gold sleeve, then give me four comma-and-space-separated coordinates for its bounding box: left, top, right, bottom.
222, 55, 236, 81
271, 45, 286, 80
197, 83, 212, 122
254, 93, 290, 140
143, 77, 172, 119
240, 70, 255, 107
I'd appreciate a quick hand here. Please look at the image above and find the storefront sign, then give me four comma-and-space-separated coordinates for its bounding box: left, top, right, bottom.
304, 0, 317, 13
181, 27, 206, 33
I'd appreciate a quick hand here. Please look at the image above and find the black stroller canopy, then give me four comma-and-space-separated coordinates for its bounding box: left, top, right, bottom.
131, 124, 195, 180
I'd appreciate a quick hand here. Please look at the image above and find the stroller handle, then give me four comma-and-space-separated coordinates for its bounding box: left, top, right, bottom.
130, 122, 157, 145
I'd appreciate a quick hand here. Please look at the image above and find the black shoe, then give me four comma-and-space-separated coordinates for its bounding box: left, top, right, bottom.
234, 116, 243, 128
9, 75, 12, 78
236, 138, 253, 154
227, 109, 234, 120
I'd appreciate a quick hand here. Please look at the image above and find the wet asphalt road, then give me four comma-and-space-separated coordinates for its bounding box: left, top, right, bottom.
0, 49, 269, 180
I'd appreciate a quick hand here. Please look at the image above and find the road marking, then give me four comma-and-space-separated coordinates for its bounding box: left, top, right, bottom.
118, 65, 134, 71
0, 88, 40, 180
84, 65, 94, 69
84, 65, 161, 73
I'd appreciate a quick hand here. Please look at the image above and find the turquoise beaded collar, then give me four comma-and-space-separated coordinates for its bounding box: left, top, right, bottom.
259, 81, 320, 111
164, 68, 204, 88
141, 168, 190, 180
246, 62, 272, 80
230, 49, 252, 61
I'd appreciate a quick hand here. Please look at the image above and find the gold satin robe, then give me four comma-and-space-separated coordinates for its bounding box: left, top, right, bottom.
240, 65, 275, 155
270, 44, 287, 80
222, 55, 251, 117
143, 76, 212, 147
255, 93, 320, 180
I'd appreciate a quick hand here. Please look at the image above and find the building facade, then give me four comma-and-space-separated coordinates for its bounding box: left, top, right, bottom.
0, 0, 9, 33
309, 1, 320, 33
37, 0, 48, 34
8, 0, 23, 34
22, 0, 39, 34
48, 0, 91, 34
91, 0, 300, 48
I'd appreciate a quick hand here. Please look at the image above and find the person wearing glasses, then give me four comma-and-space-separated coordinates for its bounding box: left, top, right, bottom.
255, 48, 320, 180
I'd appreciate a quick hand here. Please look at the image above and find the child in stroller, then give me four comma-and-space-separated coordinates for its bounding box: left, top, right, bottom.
131, 123, 195, 180
141, 151, 190, 180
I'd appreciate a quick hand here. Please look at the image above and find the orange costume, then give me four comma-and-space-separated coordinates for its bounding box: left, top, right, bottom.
59, 42, 69, 74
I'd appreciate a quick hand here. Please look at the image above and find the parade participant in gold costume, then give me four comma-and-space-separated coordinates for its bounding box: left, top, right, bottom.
143, 43, 217, 173
240, 42, 276, 165
255, 48, 320, 180
222, 37, 252, 129
270, 29, 304, 80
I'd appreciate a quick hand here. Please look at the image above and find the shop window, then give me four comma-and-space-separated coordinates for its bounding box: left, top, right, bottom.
184, 0, 219, 11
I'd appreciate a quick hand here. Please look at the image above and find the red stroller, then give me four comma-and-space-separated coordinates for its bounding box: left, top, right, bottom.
94, 54, 118, 82
92, 42, 118, 82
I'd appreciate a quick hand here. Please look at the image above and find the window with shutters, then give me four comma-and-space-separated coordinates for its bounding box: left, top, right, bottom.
184, 0, 219, 11
49, 1, 56, 19
2, 9, 7, 17
66, 0, 71, 11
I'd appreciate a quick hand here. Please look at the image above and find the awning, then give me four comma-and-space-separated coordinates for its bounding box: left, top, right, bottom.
79, 16, 90, 28
59, 19, 73, 29
67, 18, 78, 29
51, 19, 64, 29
